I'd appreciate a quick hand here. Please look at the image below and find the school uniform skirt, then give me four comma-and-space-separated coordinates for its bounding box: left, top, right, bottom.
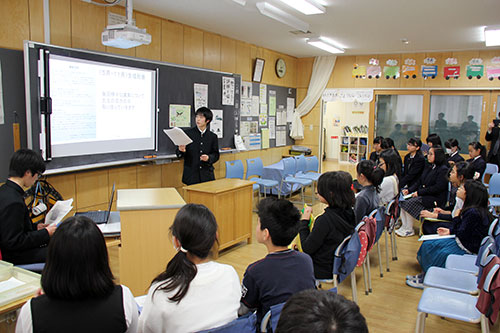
399, 197, 425, 219
417, 238, 466, 273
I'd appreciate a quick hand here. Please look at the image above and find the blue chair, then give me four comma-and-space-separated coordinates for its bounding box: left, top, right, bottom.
16, 263, 45, 273
482, 163, 498, 188
488, 173, 500, 210
305, 155, 321, 175
197, 312, 257, 333
246, 158, 280, 199
294, 155, 320, 205
280, 158, 313, 206
225, 160, 244, 179
260, 302, 285, 333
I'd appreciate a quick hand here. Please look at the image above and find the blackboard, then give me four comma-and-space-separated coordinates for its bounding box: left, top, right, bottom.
24, 42, 241, 173
0, 48, 27, 181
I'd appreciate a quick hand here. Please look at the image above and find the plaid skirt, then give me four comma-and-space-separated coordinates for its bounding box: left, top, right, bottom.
399, 196, 424, 219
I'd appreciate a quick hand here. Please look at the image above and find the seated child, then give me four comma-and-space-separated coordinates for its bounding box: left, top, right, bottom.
138, 204, 240, 333
299, 171, 356, 280
239, 198, 316, 324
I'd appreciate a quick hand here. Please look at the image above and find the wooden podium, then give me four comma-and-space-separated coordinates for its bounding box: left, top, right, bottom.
117, 188, 185, 295
183, 179, 254, 256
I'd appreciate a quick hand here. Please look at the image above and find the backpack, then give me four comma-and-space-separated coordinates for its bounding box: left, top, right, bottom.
25, 179, 63, 224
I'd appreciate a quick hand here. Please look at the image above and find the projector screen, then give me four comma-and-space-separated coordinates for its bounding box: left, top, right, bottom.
47, 54, 157, 158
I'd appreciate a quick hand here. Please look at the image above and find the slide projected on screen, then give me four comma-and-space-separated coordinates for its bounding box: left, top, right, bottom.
48, 55, 156, 157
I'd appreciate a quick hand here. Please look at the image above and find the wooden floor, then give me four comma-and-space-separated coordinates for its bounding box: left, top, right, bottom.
216, 160, 499, 333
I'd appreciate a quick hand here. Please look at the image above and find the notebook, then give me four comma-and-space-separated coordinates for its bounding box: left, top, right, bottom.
75, 184, 115, 224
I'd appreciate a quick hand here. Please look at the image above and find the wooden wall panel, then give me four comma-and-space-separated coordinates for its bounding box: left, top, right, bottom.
183, 26, 203, 68
135, 13, 161, 61
296, 88, 307, 105
328, 56, 355, 88
108, 165, 137, 210
105, 6, 135, 57
301, 101, 321, 126
284, 55, 297, 88
400, 53, 425, 88
161, 161, 184, 188
136, 164, 162, 189
450, 51, 479, 88
203, 32, 221, 71
75, 169, 108, 209
49, 0, 71, 47
220, 37, 236, 74
161, 20, 184, 64
261, 49, 278, 86
376, 54, 402, 88
297, 57, 314, 88
29, 0, 44, 43
0, 0, 30, 50
47, 173, 76, 203
71, 0, 106, 52
236, 41, 251, 81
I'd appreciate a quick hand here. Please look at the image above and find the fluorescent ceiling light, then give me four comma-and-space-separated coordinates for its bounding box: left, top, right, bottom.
231, 0, 246, 5
307, 37, 344, 54
485, 26, 500, 47
276, 0, 325, 15
256, 2, 309, 33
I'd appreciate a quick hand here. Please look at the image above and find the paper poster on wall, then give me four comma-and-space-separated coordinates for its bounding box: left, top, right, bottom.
210, 109, 223, 138
241, 81, 252, 99
0, 62, 4, 125
276, 128, 286, 146
277, 106, 286, 126
260, 104, 267, 115
240, 121, 258, 136
259, 114, 268, 127
222, 77, 235, 105
193, 83, 208, 111
251, 96, 260, 116
259, 84, 267, 104
245, 133, 261, 150
269, 117, 276, 139
269, 90, 276, 116
169, 104, 191, 127
261, 129, 270, 149
286, 98, 294, 123
241, 98, 252, 117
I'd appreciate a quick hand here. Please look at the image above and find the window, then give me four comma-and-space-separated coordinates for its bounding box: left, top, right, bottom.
429, 95, 483, 153
375, 95, 424, 151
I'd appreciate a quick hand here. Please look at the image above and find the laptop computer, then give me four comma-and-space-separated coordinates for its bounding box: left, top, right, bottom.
75, 184, 115, 224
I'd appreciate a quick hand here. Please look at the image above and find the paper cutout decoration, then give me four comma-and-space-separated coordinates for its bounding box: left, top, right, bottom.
352, 64, 367, 78
444, 66, 460, 80
466, 65, 483, 79
403, 58, 417, 79
492, 57, 500, 64
487, 66, 500, 81
367, 66, 381, 79
422, 65, 438, 79
424, 57, 436, 65
445, 58, 458, 65
369, 58, 379, 65
384, 66, 400, 79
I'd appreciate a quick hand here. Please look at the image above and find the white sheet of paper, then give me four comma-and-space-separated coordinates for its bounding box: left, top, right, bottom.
194, 83, 208, 111
163, 127, 193, 146
260, 104, 267, 115
287, 98, 295, 123
222, 77, 235, 106
241, 98, 252, 117
45, 198, 74, 225
259, 84, 267, 104
269, 117, 276, 139
241, 81, 252, 99
0, 277, 25, 293
98, 222, 121, 235
210, 109, 223, 138
251, 96, 260, 116
276, 128, 286, 146
418, 234, 455, 242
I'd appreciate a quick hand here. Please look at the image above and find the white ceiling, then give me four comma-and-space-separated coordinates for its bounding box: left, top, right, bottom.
132, 0, 500, 58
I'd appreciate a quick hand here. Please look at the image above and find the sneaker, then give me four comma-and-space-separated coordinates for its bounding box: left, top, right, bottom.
395, 228, 415, 237
406, 278, 424, 289
406, 273, 425, 282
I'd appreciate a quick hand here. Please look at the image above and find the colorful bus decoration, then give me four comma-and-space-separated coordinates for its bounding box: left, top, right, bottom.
402, 58, 417, 79
487, 67, 500, 80
367, 58, 381, 79
352, 64, 367, 78
383, 59, 399, 79
466, 65, 484, 79
444, 66, 460, 80
422, 65, 438, 79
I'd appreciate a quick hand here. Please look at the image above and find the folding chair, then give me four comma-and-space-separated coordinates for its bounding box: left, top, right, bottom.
260, 302, 285, 333
279, 158, 313, 206
197, 312, 257, 333
225, 160, 244, 179
246, 157, 280, 199
294, 155, 320, 205
482, 163, 498, 188
488, 174, 500, 212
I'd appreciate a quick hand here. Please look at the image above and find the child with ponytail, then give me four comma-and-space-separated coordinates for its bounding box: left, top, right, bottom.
138, 204, 240, 333
354, 160, 384, 223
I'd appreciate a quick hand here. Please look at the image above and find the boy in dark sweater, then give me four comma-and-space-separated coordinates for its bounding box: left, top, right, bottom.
239, 198, 315, 323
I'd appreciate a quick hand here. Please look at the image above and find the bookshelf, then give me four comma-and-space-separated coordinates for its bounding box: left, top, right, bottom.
339, 136, 368, 163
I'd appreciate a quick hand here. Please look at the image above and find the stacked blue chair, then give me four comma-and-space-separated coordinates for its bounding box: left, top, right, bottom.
225, 160, 244, 179
280, 158, 313, 206
482, 163, 499, 188
294, 155, 320, 205
246, 158, 280, 199
489, 174, 500, 213
305, 156, 321, 177
197, 312, 257, 333
260, 302, 285, 333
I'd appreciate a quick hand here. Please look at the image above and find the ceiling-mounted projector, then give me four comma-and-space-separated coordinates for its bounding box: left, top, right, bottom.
102, 24, 151, 49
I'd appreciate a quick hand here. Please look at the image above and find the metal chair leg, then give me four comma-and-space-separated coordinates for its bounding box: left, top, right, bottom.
415, 312, 426, 333
366, 253, 372, 292
384, 228, 390, 272
362, 261, 369, 296
377, 241, 383, 277
480, 314, 490, 333
351, 272, 358, 304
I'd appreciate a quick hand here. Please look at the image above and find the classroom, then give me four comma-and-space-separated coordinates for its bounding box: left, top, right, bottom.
1, 0, 500, 332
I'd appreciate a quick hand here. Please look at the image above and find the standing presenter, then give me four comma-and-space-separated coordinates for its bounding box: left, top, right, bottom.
176, 107, 220, 185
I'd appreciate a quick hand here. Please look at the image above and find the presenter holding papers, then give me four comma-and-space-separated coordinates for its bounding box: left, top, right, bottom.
175, 107, 220, 185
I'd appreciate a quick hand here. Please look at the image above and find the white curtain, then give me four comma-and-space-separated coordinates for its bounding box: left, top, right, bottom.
290, 55, 336, 140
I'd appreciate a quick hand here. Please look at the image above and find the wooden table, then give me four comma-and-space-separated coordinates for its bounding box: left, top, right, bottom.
183, 179, 254, 257
117, 188, 185, 296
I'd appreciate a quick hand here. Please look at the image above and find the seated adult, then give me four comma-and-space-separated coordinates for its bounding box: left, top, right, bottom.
0, 149, 56, 264
407, 180, 493, 288
16, 216, 138, 332
397, 146, 449, 237
275, 289, 368, 333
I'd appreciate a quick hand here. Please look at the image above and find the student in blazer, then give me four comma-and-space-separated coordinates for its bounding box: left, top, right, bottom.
467, 142, 487, 180
176, 107, 220, 185
400, 138, 425, 190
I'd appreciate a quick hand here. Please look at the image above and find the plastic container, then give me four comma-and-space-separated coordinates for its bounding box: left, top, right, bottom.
0, 267, 40, 307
